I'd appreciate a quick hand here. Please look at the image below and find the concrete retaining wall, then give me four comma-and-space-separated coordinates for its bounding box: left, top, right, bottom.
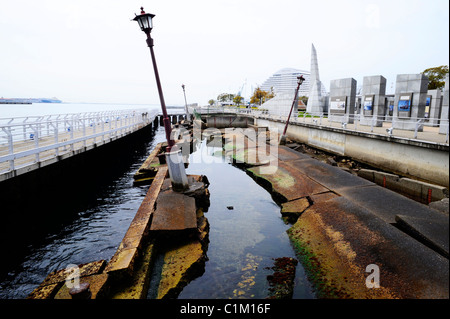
358, 168, 448, 203
205, 115, 253, 128
256, 118, 449, 187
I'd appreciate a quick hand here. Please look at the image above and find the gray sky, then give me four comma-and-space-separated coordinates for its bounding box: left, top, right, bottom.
0, 0, 448, 106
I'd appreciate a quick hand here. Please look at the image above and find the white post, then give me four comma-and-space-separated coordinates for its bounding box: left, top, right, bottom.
165, 148, 189, 191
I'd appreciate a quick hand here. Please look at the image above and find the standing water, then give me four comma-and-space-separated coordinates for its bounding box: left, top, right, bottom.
176, 138, 315, 299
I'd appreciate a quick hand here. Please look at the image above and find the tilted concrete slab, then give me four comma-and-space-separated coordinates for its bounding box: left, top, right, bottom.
150, 190, 197, 232
277, 145, 313, 162
395, 214, 449, 258
247, 161, 329, 203
285, 158, 375, 191
289, 195, 449, 298
336, 184, 443, 224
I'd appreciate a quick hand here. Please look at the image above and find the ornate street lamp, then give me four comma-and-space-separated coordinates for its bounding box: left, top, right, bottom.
133, 7, 188, 191
280, 75, 305, 145
133, 7, 173, 151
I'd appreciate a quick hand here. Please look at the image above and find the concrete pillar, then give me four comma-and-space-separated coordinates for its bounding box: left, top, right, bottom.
439, 73, 449, 135
328, 78, 357, 124
360, 75, 387, 127
426, 89, 442, 126
393, 74, 428, 131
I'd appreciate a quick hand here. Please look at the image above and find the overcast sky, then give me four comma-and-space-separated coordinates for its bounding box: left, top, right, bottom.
0, 0, 448, 106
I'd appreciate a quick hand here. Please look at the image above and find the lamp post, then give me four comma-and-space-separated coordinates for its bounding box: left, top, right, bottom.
133, 7, 188, 191
133, 7, 174, 152
280, 75, 305, 145
181, 84, 191, 122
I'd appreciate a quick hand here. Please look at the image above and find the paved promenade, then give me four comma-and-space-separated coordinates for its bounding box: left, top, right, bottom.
197, 107, 449, 145
259, 113, 449, 145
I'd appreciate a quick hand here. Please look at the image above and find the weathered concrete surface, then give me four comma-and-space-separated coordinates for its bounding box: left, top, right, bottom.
28, 260, 107, 299
284, 158, 375, 192
430, 198, 450, 215
54, 273, 109, 299
336, 185, 445, 224
223, 128, 277, 167
105, 166, 168, 280
288, 197, 449, 298
133, 143, 163, 185
281, 198, 310, 223
242, 143, 448, 298
110, 240, 157, 299
150, 190, 197, 233
157, 240, 207, 299
395, 214, 449, 258
248, 160, 329, 203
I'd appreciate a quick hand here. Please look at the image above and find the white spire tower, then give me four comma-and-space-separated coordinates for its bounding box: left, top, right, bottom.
307, 44, 326, 114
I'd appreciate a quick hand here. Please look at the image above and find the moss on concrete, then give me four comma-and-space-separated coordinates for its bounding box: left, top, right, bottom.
157, 240, 207, 299
110, 240, 157, 299
287, 208, 398, 299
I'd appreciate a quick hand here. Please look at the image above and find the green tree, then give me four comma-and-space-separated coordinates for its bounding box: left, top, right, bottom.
233, 95, 243, 106
422, 65, 449, 90
299, 96, 308, 105
217, 93, 235, 103
250, 87, 275, 105
208, 99, 215, 106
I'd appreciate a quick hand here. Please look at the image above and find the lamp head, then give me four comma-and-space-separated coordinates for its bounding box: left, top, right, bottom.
133, 7, 155, 34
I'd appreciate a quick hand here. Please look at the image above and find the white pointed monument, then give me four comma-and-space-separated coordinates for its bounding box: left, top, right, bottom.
306, 44, 326, 114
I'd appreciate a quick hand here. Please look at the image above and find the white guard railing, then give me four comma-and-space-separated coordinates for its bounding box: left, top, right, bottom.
0, 109, 157, 174
192, 106, 449, 145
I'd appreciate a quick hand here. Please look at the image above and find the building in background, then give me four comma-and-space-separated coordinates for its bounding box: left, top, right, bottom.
261, 68, 307, 97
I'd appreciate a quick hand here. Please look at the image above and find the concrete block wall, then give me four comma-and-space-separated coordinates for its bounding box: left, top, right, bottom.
393, 74, 428, 131
439, 73, 449, 135
329, 78, 357, 124
360, 75, 387, 127
426, 89, 442, 126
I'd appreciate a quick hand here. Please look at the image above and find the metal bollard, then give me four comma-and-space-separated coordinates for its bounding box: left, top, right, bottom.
69, 282, 91, 299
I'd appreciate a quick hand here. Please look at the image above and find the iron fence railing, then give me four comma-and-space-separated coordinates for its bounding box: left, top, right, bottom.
0, 109, 157, 174
191, 106, 449, 145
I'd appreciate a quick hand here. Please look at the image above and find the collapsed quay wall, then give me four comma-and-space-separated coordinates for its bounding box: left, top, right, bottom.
255, 117, 449, 188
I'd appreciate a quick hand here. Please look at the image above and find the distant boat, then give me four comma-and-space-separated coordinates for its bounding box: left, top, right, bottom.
38, 98, 62, 103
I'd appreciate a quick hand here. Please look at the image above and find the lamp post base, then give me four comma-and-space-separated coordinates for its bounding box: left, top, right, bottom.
165, 149, 189, 192
279, 134, 287, 145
